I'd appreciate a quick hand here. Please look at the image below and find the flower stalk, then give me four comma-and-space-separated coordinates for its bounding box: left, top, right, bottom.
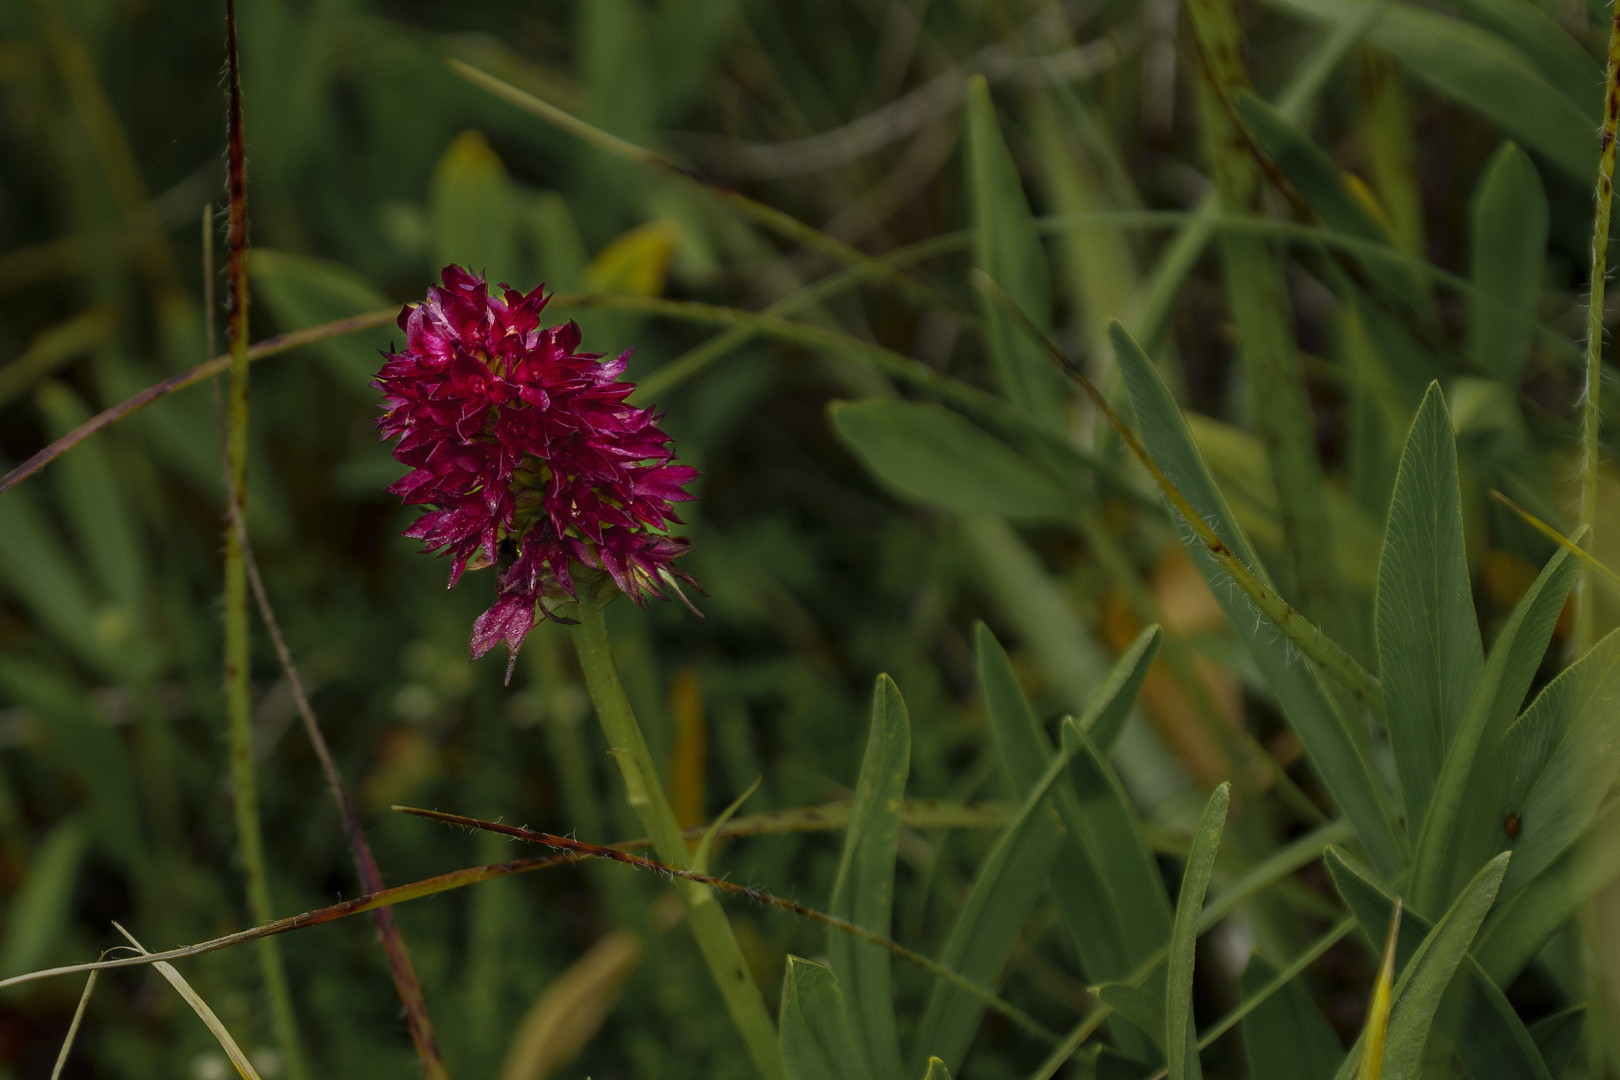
220, 5, 307, 1077
570, 589, 786, 1080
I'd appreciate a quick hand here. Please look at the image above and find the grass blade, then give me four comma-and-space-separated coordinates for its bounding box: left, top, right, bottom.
1238, 953, 1343, 1080
1166, 783, 1230, 1080
113, 924, 263, 1080
827, 676, 910, 1080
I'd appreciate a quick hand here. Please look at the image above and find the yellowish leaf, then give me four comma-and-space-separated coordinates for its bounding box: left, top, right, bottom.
584, 221, 680, 296
499, 931, 643, 1080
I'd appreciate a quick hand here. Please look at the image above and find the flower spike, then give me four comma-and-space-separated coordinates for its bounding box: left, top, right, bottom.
376, 266, 699, 678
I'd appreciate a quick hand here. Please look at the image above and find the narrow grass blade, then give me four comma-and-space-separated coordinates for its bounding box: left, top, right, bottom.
1095, 982, 1167, 1054
1356, 898, 1400, 1080
1078, 624, 1162, 757
828, 676, 910, 1080
1167, 783, 1230, 1080
113, 925, 263, 1080
49, 970, 96, 1080
780, 959, 874, 1080
0, 818, 88, 979
1376, 384, 1482, 836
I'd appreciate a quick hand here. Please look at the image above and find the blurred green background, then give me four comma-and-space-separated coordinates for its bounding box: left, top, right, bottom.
0, 0, 1616, 1077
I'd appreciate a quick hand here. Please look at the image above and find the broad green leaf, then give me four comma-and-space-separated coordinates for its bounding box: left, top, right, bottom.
1327, 849, 1546, 1080
828, 676, 909, 1080
1113, 323, 1403, 877
0, 817, 87, 979
1496, 628, 1620, 897
780, 957, 873, 1080
1475, 796, 1620, 985
430, 130, 523, 284
1444, 0, 1601, 117
1468, 143, 1548, 384
976, 624, 1167, 1061
965, 75, 1068, 431
910, 750, 1066, 1073
829, 401, 1072, 521
1167, 783, 1230, 1080
1260, 0, 1595, 182
35, 382, 150, 653
1527, 1008, 1583, 1079
1412, 546, 1574, 916
1238, 954, 1342, 1080
920, 1057, 952, 1080
1094, 982, 1166, 1054
1376, 383, 1482, 835
249, 249, 395, 396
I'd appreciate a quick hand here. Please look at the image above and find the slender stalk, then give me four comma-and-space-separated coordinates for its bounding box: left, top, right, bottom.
570, 591, 788, 1080
1579, 8, 1620, 651
220, 8, 307, 1078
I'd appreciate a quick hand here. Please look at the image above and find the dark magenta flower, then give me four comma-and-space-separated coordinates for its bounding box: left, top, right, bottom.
375, 266, 699, 677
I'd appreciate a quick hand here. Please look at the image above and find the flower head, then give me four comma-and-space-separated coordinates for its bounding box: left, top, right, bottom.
375, 266, 699, 678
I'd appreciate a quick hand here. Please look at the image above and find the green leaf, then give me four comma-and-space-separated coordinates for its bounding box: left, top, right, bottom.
0, 657, 146, 870
0, 479, 107, 675
1259, 0, 1595, 182
1527, 1008, 1583, 1079
1412, 546, 1574, 916
1468, 143, 1549, 383
1238, 953, 1343, 1080
430, 129, 523, 284
1496, 629, 1620, 898
0, 817, 88, 980
975, 623, 1168, 1061
249, 249, 395, 396
1444, 0, 1602, 118
1233, 91, 1424, 307
1327, 849, 1546, 1080
829, 401, 1073, 521
1376, 383, 1483, 836
828, 676, 910, 1080
1475, 796, 1620, 985
920, 1057, 953, 1080
1378, 853, 1510, 1079
1079, 625, 1162, 757
1094, 982, 1167, 1054
965, 74, 1068, 431
910, 750, 1066, 1073
1167, 783, 1230, 1080
780, 957, 874, 1080
1113, 323, 1403, 877
35, 381, 148, 617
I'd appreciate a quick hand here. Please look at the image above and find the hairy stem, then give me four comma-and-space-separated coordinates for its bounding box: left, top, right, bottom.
1579, 8, 1620, 651
571, 592, 787, 1080
221, 7, 307, 1078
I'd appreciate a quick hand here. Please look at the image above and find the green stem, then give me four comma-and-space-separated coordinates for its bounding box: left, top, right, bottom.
571, 592, 786, 1080
222, 7, 307, 1077
1579, 8, 1620, 652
